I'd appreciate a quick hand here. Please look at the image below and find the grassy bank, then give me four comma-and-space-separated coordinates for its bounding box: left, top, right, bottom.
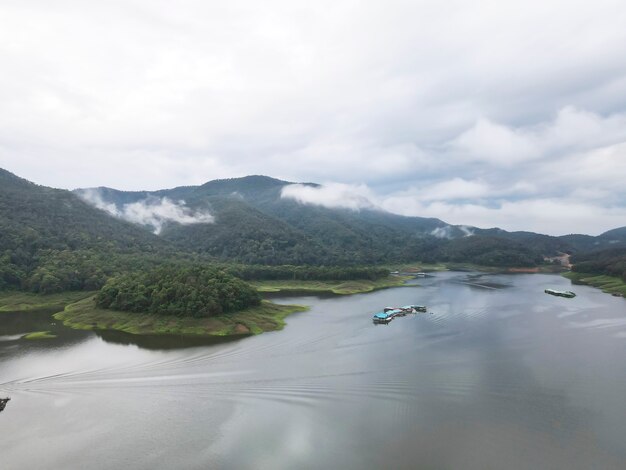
385, 263, 448, 273
54, 296, 309, 337
563, 272, 626, 296
0, 291, 94, 313
250, 275, 413, 295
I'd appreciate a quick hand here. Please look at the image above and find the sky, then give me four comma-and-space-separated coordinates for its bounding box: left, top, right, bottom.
1, 0, 626, 236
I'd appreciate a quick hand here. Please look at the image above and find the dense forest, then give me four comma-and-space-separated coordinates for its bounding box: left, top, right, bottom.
224, 264, 389, 281
0, 169, 171, 291
571, 247, 626, 281
432, 236, 542, 267
96, 266, 261, 317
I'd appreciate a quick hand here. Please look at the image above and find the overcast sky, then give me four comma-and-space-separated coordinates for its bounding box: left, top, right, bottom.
1, 0, 626, 235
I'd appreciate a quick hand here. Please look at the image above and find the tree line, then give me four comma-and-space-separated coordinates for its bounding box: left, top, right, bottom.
571, 247, 626, 282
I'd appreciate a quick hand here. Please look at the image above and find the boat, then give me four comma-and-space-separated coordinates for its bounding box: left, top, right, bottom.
0, 397, 10, 413
373, 311, 394, 324
373, 308, 404, 323
544, 289, 576, 298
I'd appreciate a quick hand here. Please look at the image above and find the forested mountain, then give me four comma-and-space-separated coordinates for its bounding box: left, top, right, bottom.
76, 175, 511, 265
0, 168, 176, 291
3, 167, 626, 297
74, 174, 626, 267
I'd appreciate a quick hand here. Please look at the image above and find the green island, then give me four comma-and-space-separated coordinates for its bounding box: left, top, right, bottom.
54, 296, 308, 337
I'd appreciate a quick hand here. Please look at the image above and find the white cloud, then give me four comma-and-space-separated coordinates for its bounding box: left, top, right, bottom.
77, 189, 214, 234
381, 196, 626, 236
452, 119, 539, 164
417, 178, 490, 201
1, 1, 626, 234
281, 183, 377, 211
431, 226, 455, 239
451, 107, 626, 166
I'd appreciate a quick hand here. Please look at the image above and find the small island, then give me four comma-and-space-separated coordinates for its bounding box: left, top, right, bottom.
54, 266, 308, 338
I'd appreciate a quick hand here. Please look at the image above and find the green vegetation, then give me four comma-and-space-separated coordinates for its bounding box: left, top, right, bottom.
385, 262, 448, 272
571, 247, 626, 282
4, 167, 626, 341
224, 264, 389, 281
96, 266, 261, 317
563, 272, 626, 296
0, 168, 176, 293
250, 275, 412, 295
23, 331, 57, 340
434, 236, 542, 267
566, 247, 626, 296
55, 296, 308, 337
0, 290, 93, 312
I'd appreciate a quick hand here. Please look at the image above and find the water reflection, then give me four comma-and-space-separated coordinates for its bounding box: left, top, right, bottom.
1, 272, 625, 469
95, 329, 249, 350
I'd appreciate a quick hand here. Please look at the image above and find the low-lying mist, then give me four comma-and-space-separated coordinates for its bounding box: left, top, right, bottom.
77, 189, 214, 234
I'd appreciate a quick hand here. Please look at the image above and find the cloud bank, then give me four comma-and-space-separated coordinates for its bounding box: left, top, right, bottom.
281, 183, 377, 211
77, 189, 214, 234
1, 1, 626, 234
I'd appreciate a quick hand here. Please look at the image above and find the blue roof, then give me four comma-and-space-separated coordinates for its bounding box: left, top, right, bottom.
373, 312, 391, 318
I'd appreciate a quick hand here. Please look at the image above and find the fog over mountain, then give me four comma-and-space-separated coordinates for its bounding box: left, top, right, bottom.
1, 1, 626, 234
76, 189, 215, 234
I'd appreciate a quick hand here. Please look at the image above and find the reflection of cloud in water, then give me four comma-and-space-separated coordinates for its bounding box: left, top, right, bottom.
1, 273, 626, 469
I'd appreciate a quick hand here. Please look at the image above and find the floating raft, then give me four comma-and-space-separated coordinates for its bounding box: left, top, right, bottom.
373, 305, 428, 323
545, 289, 576, 298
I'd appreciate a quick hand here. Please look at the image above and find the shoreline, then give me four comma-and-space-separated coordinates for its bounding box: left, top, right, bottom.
0, 266, 572, 339
563, 272, 626, 297
0, 290, 308, 338
249, 275, 414, 295
53, 296, 309, 338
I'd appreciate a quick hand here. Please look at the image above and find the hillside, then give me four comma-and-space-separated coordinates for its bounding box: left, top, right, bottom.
75, 174, 626, 267
0, 168, 174, 291
5, 168, 625, 288
76, 176, 482, 265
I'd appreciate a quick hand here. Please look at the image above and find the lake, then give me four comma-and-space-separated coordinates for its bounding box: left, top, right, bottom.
1, 272, 626, 469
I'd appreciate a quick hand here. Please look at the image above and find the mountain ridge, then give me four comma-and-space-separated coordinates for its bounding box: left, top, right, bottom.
2, 167, 625, 284
73, 172, 626, 265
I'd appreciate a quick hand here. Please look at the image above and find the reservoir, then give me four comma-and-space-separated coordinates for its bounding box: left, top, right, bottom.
1, 272, 626, 469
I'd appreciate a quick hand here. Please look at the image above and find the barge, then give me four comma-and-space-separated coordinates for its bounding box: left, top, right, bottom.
545, 289, 576, 298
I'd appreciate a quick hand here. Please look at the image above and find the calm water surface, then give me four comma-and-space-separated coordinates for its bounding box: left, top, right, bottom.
1, 272, 626, 469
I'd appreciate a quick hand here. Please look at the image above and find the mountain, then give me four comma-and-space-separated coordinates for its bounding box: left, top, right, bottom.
75, 175, 472, 265
74, 175, 562, 267
0, 168, 173, 291
4, 167, 624, 293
